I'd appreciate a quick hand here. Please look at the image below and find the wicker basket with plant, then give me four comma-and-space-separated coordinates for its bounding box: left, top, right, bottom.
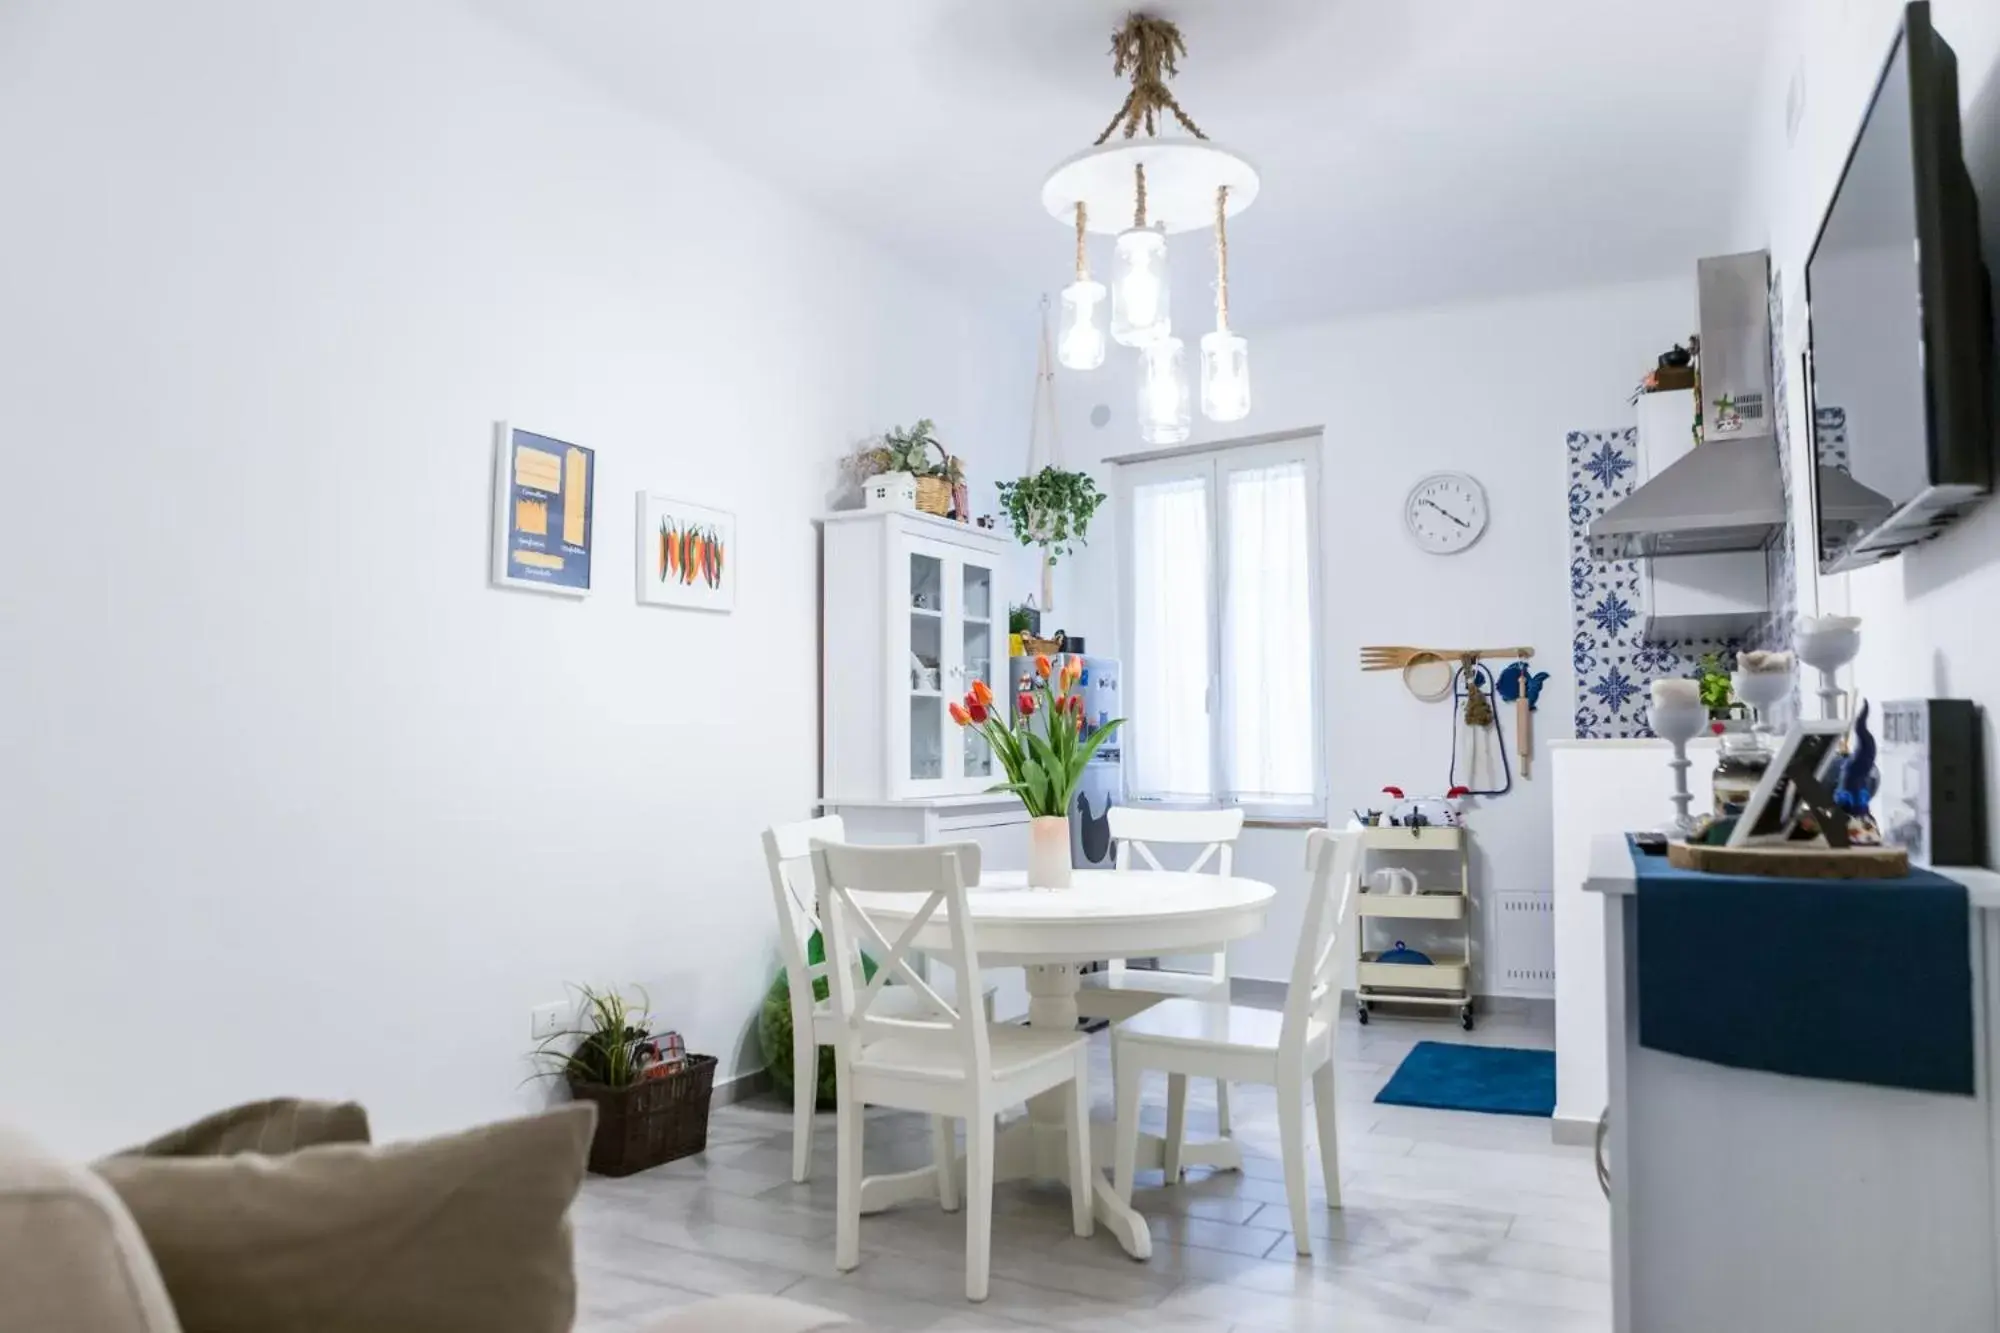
531, 984, 715, 1177
847, 419, 964, 518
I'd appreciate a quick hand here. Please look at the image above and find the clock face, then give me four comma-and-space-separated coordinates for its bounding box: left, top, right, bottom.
1405, 472, 1489, 554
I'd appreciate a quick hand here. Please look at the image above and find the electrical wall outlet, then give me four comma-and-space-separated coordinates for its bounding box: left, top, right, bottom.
529, 1002, 568, 1041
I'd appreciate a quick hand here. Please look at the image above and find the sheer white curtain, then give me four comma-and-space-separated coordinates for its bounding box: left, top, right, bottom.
1221, 461, 1316, 807
1127, 474, 1212, 800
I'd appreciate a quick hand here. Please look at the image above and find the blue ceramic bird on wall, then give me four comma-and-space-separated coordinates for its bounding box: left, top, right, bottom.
1497, 662, 1550, 777
1835, 700, 1882, 845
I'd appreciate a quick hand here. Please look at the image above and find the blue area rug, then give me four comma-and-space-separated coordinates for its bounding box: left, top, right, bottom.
1374, 1041, 1556, 1118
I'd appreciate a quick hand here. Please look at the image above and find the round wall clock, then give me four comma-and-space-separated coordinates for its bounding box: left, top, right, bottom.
1404, 472, 1489, 554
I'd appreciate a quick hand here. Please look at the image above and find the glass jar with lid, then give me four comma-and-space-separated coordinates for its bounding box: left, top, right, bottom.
1712, 725, 1772, 819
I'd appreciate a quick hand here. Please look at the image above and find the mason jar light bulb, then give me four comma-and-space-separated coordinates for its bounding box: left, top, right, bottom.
1199, 329, 1251, 422
1057, 278, 1107, 371
1111, 226, 1171, 347
1137, 335, 1191, 445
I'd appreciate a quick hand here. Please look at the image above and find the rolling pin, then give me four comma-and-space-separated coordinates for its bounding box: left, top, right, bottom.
1518, 692, 1533, 778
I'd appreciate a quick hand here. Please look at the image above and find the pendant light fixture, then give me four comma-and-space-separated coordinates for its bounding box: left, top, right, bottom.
1041, 13, 1259, 428
1138, 334, 1191, 445
1057, 204, 1107, 370
1200, 185, 1251, 422
1111, 167, 1171, 348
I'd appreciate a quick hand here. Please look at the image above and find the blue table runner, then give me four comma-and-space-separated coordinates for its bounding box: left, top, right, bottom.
1630, 838, 1974, 1095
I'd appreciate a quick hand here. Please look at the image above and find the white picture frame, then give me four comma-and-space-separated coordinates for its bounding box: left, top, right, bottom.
1728, 721, 1850, 846
635, 492, 736, 612
491, 422, 594, 597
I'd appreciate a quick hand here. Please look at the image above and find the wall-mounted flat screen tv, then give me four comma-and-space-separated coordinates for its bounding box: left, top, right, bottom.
1807, 1, 1994, 574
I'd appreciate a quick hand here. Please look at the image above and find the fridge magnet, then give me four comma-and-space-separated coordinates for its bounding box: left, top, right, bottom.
636, 492, 735, 612
492, 422, 594, 595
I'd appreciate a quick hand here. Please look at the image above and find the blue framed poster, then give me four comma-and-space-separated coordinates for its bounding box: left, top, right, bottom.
491, 422, 594, 595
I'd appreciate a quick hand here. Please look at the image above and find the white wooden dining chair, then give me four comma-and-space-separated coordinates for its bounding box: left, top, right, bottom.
1111, 827, 1361, 1256
762, 816, 990, 1187
1078, 805, 1246, 1158
812, 839, 1094, 1302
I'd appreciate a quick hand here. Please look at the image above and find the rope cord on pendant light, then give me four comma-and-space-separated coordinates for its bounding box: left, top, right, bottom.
1214, 184, 1230, 331
1073, 202, 1088, 279
1133, 163, 1148, 228
1092, 13, 1210, 144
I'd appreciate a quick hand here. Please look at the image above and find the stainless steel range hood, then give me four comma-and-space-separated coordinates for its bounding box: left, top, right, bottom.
1589, 437, 1786, 560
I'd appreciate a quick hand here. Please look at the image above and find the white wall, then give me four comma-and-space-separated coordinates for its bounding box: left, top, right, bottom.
1049, 277, 1695, 988
1729, 0, 2000, 847
0, 0, 1029, 1156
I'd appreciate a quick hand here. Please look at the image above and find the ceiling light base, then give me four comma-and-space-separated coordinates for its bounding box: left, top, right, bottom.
1042, 139, 1259, 237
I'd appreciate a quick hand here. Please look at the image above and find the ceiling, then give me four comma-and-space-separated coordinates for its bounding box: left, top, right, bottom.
477, 0, 1776, 329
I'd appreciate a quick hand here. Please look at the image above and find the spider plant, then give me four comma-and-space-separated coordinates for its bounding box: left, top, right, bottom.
530, 984, 655, 1089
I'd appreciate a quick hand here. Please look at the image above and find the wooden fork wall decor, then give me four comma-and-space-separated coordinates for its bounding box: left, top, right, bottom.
1358, 645, 1534, 672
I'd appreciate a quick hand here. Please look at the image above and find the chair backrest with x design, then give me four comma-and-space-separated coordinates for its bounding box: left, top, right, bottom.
811, 839, 990, 1081
761, 815, 847, 1026
1104, 806, 1245, 982
1107, 805, 1245, 876
1282, 828, 1363, 1058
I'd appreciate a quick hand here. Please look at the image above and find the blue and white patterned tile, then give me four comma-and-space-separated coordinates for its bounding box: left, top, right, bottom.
1567, 426, 1743, 739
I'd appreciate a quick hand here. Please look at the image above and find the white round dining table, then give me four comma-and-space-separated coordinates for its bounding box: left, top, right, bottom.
848, 868, 1277, 1261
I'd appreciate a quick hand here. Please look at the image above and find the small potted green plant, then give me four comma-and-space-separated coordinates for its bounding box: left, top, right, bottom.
532, 985, 716, 1177
997, 467, 1106, 611
1693, 651, 1736, 720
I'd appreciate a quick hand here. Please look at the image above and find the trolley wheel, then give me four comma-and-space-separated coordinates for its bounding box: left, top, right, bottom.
1356, 1002, 1370, 1026
1460, 1006, 1475, 1031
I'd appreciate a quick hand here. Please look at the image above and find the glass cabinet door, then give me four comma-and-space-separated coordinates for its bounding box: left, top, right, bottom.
905, 549, 946, 789
957, 557, 997, 786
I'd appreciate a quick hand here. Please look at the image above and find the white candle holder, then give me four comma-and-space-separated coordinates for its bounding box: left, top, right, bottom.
1649, 688, 1708, 837
1796, 616, 1861, 722
1732, 667, 1792, 740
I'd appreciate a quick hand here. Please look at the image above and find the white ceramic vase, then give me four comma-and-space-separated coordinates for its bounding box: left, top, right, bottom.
1028, 815, 1073, 890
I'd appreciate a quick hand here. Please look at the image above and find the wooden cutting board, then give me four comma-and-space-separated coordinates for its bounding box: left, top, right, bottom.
1667, 841, 1911, 879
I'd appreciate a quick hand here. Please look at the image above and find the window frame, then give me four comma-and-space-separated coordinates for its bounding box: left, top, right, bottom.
1115, 431, 1326, 823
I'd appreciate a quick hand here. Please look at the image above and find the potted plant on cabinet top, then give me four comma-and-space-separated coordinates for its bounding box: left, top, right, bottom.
848, 419, 964, 518
950, 654, 1122, 889
997, 466, 1105, 611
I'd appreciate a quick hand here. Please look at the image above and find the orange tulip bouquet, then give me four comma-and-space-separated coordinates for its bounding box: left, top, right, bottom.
950, 654, 1122, 888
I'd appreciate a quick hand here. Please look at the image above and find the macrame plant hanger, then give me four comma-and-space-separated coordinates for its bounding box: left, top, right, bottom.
1027, 294, 1062, 611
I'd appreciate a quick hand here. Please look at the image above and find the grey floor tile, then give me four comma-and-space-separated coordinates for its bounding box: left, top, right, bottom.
1502, 1214, 1610, 1253
572, 1010, 1598, 1331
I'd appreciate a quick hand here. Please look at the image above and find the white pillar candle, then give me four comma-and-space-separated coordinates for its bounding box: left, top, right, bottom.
1650, 678, 1701, 709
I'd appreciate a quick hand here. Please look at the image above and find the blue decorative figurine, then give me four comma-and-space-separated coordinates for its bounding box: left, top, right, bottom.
1834, 700, 1882, 845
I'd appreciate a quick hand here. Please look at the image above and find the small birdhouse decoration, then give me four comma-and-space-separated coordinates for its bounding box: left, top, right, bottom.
864, 471, 919, 512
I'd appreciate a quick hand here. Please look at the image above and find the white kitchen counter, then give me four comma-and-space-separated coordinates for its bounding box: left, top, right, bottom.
1586, 832, 2000, 1333
1549, 737, 1718, 1142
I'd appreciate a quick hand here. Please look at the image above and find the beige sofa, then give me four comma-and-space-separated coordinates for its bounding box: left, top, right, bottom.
0, 1125, 849, 1333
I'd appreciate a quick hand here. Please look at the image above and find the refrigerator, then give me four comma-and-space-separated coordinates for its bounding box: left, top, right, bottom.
1010, 652, 1123, 869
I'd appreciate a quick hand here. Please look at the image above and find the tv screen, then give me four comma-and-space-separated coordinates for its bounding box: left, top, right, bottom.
1807, 2, 1994, 573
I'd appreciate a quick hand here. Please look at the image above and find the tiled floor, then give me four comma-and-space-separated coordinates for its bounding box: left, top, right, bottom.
572, 1009, 1607, 1332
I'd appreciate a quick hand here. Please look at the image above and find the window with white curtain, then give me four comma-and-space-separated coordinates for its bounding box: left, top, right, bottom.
1118, 433, 1323, 817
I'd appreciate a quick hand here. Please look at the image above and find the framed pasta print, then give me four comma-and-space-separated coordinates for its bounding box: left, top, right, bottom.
636, 492, 735, 612
492, 422, 594, 596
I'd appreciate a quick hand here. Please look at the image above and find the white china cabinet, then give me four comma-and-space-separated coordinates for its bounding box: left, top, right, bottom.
821, 510, 1013, 802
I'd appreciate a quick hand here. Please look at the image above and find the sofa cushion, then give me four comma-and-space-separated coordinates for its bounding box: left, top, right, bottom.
0, 1124, 185, 1333
117, 1098, 370, 1158
96, 1103, 595, 1333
